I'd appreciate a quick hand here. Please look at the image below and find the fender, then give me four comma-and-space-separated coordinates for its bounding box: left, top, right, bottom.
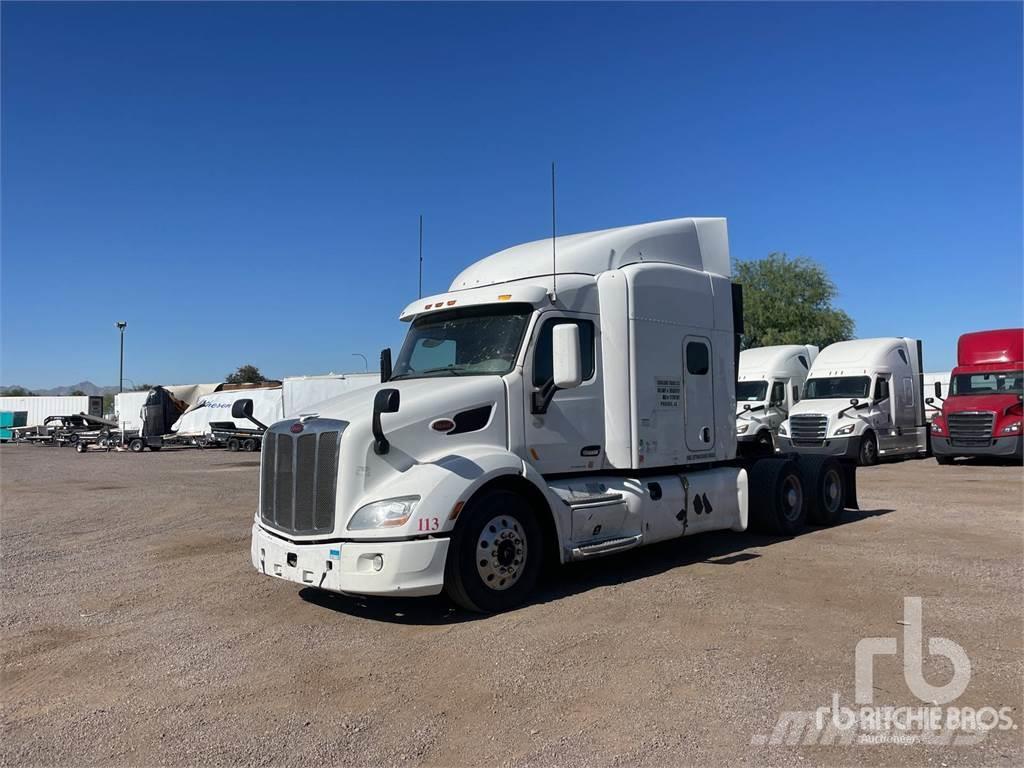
345, 445, 562, 545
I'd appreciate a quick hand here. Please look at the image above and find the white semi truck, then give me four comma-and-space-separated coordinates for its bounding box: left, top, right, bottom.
776, 337, 929, 466
246, 217, 859, 612
736, 345, 818, 454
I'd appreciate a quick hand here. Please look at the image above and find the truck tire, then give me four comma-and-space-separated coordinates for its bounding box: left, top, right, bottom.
444, 488, 543, 613
935, 454, 955, 466
242, 438, 257, 452
75, 442, 88, 454
748, 458, 807, 536
227, 438, 240, 452
858, 431, 878, 466
799, 456, 845, 527
129, 438, 145, 453
754, 430, 774, 456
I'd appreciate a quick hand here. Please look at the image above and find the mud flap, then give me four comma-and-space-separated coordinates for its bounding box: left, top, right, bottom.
841, 461, 859, 510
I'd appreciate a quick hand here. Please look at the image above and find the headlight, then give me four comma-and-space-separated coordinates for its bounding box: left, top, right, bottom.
348, 496, 419, 530
931, 421, 944, 434
778, 423, 788, 436
834, 423, 856, 436
736, 423, 749, 434
1002, 422, 1021, 434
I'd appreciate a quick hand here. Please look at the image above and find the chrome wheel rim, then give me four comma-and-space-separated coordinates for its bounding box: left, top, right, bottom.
475, 515, 527, 591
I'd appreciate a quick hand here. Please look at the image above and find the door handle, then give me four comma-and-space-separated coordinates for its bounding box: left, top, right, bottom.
700, 427, 711, 443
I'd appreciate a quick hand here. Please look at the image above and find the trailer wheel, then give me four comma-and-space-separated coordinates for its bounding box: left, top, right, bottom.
858, 431, 878, 466
75, 442, 88, 454
242, 438, 257, 452
799, 456, 845, 526
129, 438, 145, 453
227, 438, 240, 452
749, 458, 807, 536
444, 488, 543, 613
67, 432, 80, 444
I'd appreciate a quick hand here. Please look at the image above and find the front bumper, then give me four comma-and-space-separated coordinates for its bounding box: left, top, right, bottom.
776, 435, 860, 459
251, 523, 449, 597
931, 435, 1023, 459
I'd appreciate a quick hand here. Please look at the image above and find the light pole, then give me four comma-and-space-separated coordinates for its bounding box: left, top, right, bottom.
116, 321, 127, 392
352, 353, 368, 372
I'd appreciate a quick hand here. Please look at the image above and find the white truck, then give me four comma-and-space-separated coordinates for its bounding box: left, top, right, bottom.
776, 337, 929, 466
246, 217, 859, 612
736, 345, 818, 455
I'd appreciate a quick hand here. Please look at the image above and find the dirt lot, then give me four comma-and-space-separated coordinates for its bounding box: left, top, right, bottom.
1, 445, 1021, 767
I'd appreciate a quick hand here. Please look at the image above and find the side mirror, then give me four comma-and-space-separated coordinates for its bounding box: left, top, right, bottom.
231, 398, 268, 430
372, 388, 401, 455
231, 399, 253, 420
743, 403, 751, 411
380, 348, 393, 382
849, 398, 859, 406
934, 381, 942, 398
552, 324, 583, 390
925, 397, 934, 405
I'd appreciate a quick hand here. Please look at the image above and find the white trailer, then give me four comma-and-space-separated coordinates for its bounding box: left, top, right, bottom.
114, 391, 149, 433
245, 217, 859, 612
777, 338, 929, 466
173, 387, 284, 437
0, 395, 103, 428
282, 373, 379, 418
736, 345, 818, 454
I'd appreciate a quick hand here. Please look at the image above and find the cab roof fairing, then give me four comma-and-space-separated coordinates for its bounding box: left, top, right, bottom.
398, 274, 599, 322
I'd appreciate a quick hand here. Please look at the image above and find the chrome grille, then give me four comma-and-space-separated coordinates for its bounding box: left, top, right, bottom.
947, 411, 995, 447
260, 419, 346, 535
790, 414, 828, 446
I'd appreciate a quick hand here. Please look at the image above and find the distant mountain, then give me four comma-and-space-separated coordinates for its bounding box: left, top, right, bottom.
0, 381, 120, 397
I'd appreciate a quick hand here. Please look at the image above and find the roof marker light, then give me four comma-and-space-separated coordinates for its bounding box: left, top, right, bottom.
446, 300, 456, 306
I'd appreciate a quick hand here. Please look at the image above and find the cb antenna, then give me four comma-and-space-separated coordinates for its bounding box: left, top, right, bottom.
418, 214, 424, 299
550, 161, 557, 301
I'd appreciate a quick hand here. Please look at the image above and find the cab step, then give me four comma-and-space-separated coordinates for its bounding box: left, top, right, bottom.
571, 534, 643, 559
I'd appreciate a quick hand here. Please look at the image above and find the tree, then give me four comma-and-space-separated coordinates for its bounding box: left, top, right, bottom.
734, 253, 854, 350
0, 386, 34, 396
225, 364, 266, 385
70, 390, 87, 396
133, 383, 155, 391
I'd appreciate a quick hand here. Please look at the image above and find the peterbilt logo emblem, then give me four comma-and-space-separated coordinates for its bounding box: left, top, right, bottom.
289, 423, 304, 434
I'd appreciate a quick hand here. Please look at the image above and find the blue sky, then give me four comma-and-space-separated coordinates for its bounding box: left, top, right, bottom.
2, 1, 1021, 387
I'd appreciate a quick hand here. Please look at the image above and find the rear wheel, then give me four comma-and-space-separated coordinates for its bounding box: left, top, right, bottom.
444, 488, 543, 613
858, 431, 878, 466
242, 438, 257, 452
128, 438, 145, 453
227, 438, 240, 452
749, 458, 807, 536
799, 456, 846, 526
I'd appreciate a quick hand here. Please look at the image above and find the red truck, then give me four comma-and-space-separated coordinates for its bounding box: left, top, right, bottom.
930, 328, 1023, 464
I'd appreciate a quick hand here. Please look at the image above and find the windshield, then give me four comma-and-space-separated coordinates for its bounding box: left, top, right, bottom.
737, 380, 768, 402
951, 370, 1024, 396
803, 376, 871, 400
391, 303, 532, 380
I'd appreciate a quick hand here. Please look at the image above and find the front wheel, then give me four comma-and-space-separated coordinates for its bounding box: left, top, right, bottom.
935, 454, 955, 466
858, 432, 878, 467
444, 488, 544, 613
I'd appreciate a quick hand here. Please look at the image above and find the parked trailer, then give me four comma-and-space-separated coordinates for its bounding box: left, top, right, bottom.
244, 217, 859, 613
173, 387, 284, 441
735, 345, 818, 455
0, 411, 28, 442
930, 328, 1023, 464
0, 396, 103, 428
777, 337, 929, 466
282, 373, 380, 418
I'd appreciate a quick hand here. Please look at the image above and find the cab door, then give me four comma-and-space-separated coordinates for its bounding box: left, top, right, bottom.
683, 336, 716, 453
523, 314, 605, 474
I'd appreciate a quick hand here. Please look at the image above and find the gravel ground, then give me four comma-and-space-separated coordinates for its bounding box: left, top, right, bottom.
1, 445, 1021, 767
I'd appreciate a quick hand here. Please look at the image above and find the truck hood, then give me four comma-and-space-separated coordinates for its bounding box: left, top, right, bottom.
940, 393, 1022, 416
788, 399, 863, 418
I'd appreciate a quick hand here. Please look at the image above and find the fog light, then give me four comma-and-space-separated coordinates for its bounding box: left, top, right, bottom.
372, 554, 384, 572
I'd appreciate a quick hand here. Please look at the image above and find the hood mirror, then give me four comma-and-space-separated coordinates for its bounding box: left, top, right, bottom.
372, 388, 401, 455
231, 398, 268, 430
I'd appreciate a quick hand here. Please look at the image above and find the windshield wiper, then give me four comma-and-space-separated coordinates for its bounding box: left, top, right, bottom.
392, 366, 469, 379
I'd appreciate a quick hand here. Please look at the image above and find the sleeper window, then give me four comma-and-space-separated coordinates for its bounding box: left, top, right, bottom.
685, 342, 709, 375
